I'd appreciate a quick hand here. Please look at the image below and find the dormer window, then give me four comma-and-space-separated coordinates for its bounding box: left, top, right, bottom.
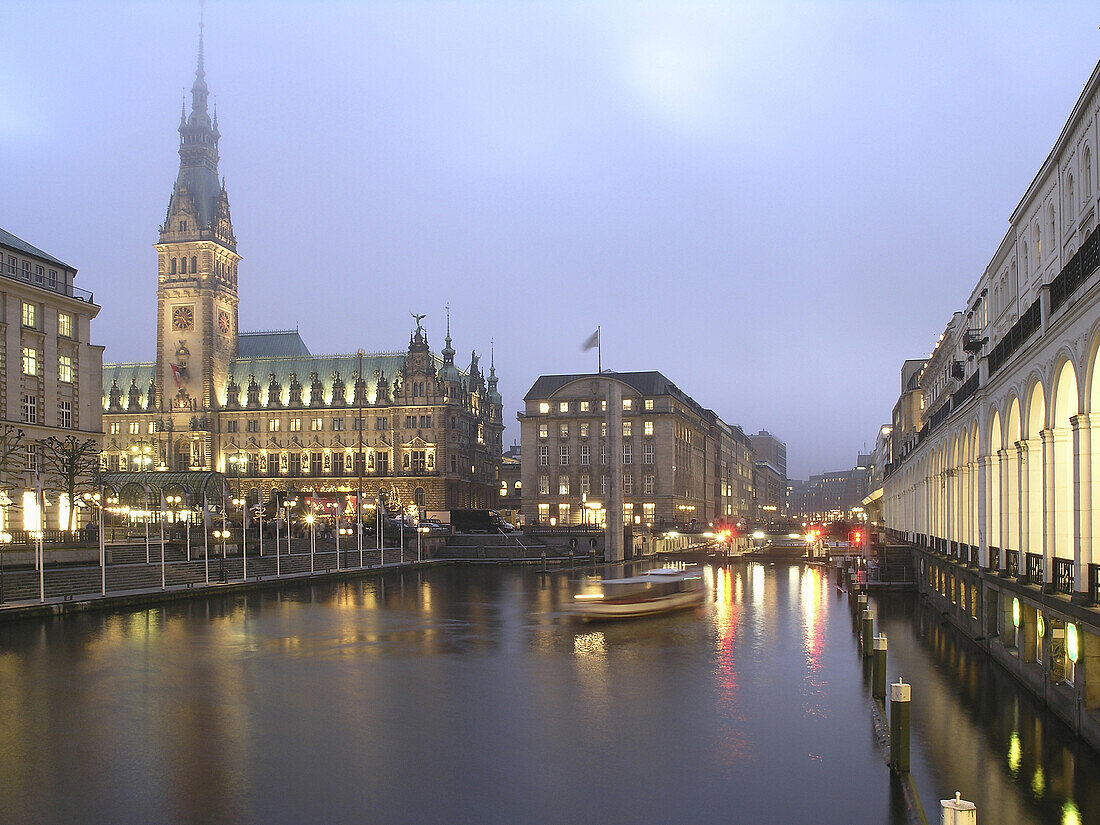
179, 220, 187, 232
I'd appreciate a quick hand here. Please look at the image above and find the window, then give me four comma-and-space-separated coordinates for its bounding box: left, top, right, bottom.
58, 355, 73, 383
558, 475, 570, 495
59, 400, 72, 429
643, 502, 655, 519
580, 474, 590, 494
22, 261, 30, 280
623, 474, 633, 495
538, 402, 550, 414
246, 419, 259, 432
419, 415, 432, 428
108, 422, 121, 435
538, 474, 550, 495
22, 394, 37, 424
269, 419, 280, 432
1050, 204, 1056, 252
539, 503, 550, 521
226, 420, 239, 433
538, 423, 548, 439
1086, 145, 1094, 199
643, 442, 654, 464
21, 347, 37, 376
623, 443, 632, 464
580, 401, 590, 412
5, 256, 14, 275
580, 444, 590, 465
289, 418, 302, 432
35, 264, 44, 283
405, 415, 417, 429
559, 445, 569, 465
600, 422, 607, 438
171, 258, 177, 275
623, 421, 632, 438
1068, 174, 1075, 214
377, 416, 388, 430
191, 256, 197, 273
27, 444, 39, 473
600, 443, 607, 465
311, 418, 323, 431
644, 420, 654, 436
601, 400, 607, 411
22, 302, 36, 328
411, 450, 427, 473
352, 417, 365, 431
558, 503, 570, 523
559, 401, 569, 413
623, 398, 632, 410
47, 269, 57, 289
128, 422, 140, 435
538, 445, 549, 466
644, 399, 654, 411
559, 423, 569, 438
332, 417, 345, 431
644, 474, 655, 494
601, 474, 608, 495
1035, 224, 1041, 261
580, 423, 589, 438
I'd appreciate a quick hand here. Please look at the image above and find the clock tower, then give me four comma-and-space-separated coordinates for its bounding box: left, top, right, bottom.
154, 26, 239, 417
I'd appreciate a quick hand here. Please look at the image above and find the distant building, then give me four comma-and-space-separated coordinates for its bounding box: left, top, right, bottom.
750, 430, 787, 479
518, 371, 753, 529
753, 461, 785, 519
497, 443, 522, 522
0, 227, 103, 531
803, 455, 872, 521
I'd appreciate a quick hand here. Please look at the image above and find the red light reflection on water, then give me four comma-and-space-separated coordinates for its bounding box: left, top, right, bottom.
712, 566, 751, 766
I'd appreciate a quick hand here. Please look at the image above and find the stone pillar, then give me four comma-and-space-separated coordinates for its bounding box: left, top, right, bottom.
1072, 414, 1092, 600
998, 448, 1010, 567
944, 470, 954, 550
1017, 441, 1029, 559
1042, 429, 1055, 588
605, 380, 624, 562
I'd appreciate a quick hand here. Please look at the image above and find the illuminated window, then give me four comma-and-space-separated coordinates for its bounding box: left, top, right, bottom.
538, 474, 550, 495
558, 503, 570, 523
579, 423, 589, 438
623, 421, 632, 438
643, 503, 655, 518
644, 399, 654, 411
538, 503, 550, 521
538, 402, 550, 414
622, 399, 632, 410
558, 475, 570, 495
559, 423, 569, 438
311, 418, 323, 431
539, 424, 548, 438
644, 420, 654, 436
559, 401, 569, 413
22, 346, 37, 376
109, 422, 121, 435
289, 418, 302, 432
600, 422, 607, 438
22, 302, 37, 328
128, 422, 139, 434
643, 474, 655, 494
269, 419, 280, 432
580, 473, 590, 494
580, 401, 590, 412
58, 355, 73, 383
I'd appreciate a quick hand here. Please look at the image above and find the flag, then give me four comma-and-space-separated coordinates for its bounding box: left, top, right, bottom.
581, 329, 599, 351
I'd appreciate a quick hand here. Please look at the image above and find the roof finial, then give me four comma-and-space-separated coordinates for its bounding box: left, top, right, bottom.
490, 338, 495, 369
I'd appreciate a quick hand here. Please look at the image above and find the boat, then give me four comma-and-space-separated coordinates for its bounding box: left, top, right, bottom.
570, 567, 705, 620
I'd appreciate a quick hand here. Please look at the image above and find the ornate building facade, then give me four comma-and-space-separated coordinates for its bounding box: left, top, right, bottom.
101, 34, 504, 515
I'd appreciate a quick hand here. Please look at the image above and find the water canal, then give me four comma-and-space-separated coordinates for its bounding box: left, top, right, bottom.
0, 561, 1095, 824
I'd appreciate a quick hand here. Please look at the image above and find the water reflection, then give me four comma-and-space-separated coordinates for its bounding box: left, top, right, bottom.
4, 564, 1091, 824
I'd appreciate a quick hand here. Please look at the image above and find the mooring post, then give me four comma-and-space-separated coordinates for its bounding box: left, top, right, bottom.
861, 608, 874, 656
857, 592, 868, 613
890, 678, 911, 773
540, 551, 546, 573
940, 792, 976, 825
872, 634, 887, 700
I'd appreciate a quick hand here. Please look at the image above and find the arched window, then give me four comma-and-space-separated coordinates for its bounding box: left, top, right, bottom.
415, 487, 426, 507
1067, 174, 1075, 215
1086, 146, 1093, 199
191, 256, 198, 273
1034, 224, 1042, 262
1049, 204, 1056, 251
1021, 243, 1028, 278
170, 257, 177, 275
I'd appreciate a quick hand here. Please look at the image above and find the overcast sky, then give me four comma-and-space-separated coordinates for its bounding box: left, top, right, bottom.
2, 1, 1098, 478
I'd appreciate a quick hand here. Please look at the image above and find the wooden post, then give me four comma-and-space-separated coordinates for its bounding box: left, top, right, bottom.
873, 634, 888, 700
890, 678, 911, 772
940, 792, 976, 825
861, 608, 874, 657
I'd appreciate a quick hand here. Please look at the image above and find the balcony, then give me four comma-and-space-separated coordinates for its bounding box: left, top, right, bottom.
962, 329, 986, 353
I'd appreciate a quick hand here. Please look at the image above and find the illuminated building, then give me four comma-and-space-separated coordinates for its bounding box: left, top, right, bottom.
519, 371, 754, 528
100, 31, 503, 513
0, 228, 103, 531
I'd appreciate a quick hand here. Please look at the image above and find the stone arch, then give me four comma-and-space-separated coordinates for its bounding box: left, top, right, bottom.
1005, 395, 1022, 553
1051, 358, 1079, 562
989, 410, 1003, 550
1026, 380, 1047, 554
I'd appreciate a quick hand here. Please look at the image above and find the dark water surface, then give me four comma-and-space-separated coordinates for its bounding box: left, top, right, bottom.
0, 562, 1092, 824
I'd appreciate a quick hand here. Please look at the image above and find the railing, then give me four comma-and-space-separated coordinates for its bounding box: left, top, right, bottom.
968, 545, 979, 568
1053, 558, 1074, 595
0, 267, 95, 303
926, 401, 952, 434
988, 297, 1042, 377
1049, 225, 1100, 315
963, 329, 985, 353
1025, 552, 1043, 585
952, 372, 980, 409
1089, 564, 1100, 605
2, 529, 83, 546
1006, 549, 1019, 578
988, 546, 1000, 571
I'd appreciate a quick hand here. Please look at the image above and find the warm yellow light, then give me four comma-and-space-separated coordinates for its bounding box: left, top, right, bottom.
1067, 623, 1079, 663
1012, 597, 1020, 628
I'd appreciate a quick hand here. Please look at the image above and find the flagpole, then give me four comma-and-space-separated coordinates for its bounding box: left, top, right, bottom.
598, 325, 601, 373
144, 487, 150, 564
99, 491, 105, 596
242, 499, 248, 582
159, 492, 165, 590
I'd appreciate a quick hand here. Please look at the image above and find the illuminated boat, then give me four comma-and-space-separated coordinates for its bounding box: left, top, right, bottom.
571, 567, 705, 620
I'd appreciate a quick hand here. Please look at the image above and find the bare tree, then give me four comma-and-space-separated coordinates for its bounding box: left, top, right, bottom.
38, 435, 100, 532
0, 424, 27, 493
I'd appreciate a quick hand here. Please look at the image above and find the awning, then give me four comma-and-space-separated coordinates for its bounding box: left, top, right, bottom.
101, 471, 228, 500
862, 487, 884, 506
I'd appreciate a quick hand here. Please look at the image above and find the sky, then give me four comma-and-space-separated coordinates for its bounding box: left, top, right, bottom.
2, 1, 1098, 479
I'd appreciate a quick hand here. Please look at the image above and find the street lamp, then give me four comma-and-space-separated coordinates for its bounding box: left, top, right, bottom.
306, 512, 315, 574
131, 440, 154, 562
233, 496, 246, 579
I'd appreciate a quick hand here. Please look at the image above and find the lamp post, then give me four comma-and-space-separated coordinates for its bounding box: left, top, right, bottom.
356, 348, 365, 572
233, 496, 247, 580
307, 512, 315, 574
83, 491, 105, 595
130, 439, 153, 562
164, 494, 181, 590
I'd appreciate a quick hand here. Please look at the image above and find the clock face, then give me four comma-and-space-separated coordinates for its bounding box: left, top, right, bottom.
172, 305, 195, 331
218, 310, 231, 335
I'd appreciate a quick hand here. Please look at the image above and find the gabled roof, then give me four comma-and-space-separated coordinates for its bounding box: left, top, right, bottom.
0, 227, 74, 270
238, 330, 312, 357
